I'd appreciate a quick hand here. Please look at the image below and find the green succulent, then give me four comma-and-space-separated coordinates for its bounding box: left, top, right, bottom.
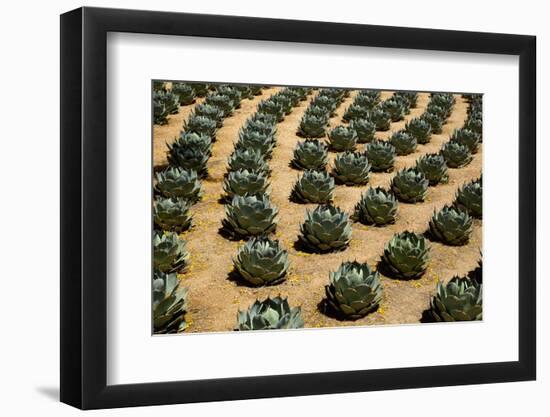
236, 296, 304, 330
422, 112, 444, 134
167, 146, 209, 178
350, 118, 376, 143
227, 148, 270, 176
288, 87, 310, 101
405, 118, 432, 144
223, 169, 270, 200
342, 104, 370, 122
217, 85, 242, 108
426, 103, 450, 120
332, 151, 371, 185
153, 270, 188, 334
305, 105, 329, 119
155, 166, 202, 202
249, 85, 263, 96
366, 140, 396, 172
270, 94, 294, 115
465, 117, 482, 136
382, 231, 430, 279
352, 93, 380, 110
171, 83, 196, 105
153, 231, 189, 273
430, 93, 455, 111
233, 237, 289, 286
171, 131, 212, 155
389, 131, 417, 155
292, 170, 335, 203
291, 139, 329, 171
222, 193, 278, 238
455, 178, 482, 218
468, 257, 483, 284
236, 130, 275, 158
381, 98, 406, 122
183, 115, 218, 139
312, 95, 338, 115
153, 100, 169, 125
188, 82, 209, 97
357, 90, 381, 101
153, 90, 179, 124
370, 108, 391, 131
153, 197, 193, 232
429, 205, 473, 246
415, 153, 449, 185
153, 81, 166, 92
297, 114, 328, 138
429, 277, 482, 322
205, 94, 234, 116
450, 128, 480, 154
391, 94, 411, 114
257, 100, 285, 122
193, 104, 224, 127
394, 91, 418, 108
325, 261, 383, 319
352, 187, 398, 226
441, 141, 472, 168
234, 85, 253, 100
391, 168, 429, 203
244, 117, 277, 137
299, 204, 352, 253
327, 126, 358, 152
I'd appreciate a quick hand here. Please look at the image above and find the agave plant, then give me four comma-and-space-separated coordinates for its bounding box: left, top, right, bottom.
153, 100, 169, 125
222, 194, 278, 238
171, 131, 212, 155
233, 85, 253, 100
155, 166, 202, 202
270, 94, 293, 115
441, 141, 472, 168
324, 261, 383, 319
153, 231, 189, 273
468, 257, 483, 284
297, 114, 328, 138
193, 104, 224, 127
168, 146, 209, 178
366, 140, 396, 172
244, 117, 277, 137
312, 95, 338, 116
391, 168, 429, 203
353, 93, 380, 109
332, 151, 371, 185
430, 93, 455, 112
450, 128, 480, 154
257, 100, 285, 122
249, 85, 263, 96
188, 82, 209, 97
292, 170, 334, 204
223, 169, 270, 200
426, 103, 450, 120
381, 98, 406, 122
422, 112, 444, 134
369, 108, 391, 131
342, 104, 370, 122
357, 90, 381, 101
153, 270, 188, 334
465, 117, 483, 136
381, 231, 430, 279
153, 197, 193, 232
205, 94, 234, 116
183, 115, 218, 139
236, 296, 304, 330
291, 139, 329, 171
153, 81, 166, 92
171, 83, 196, 105
429, 277, 482, 322
233, 237, 289, 286
227, 148, 270, 176
154, 90, 180, 115
352, 187, 398, 226
350, 119, 376, 143
405, 118, 432, 144
235, 130, 275, 158
429, 205, 473, 246
455, 178, 482, 218
299, 205, 352, 252
389, 131, 417, 156
415, 153, 448, 185
327, 126, 358, 152
217, 85, 242, 108
394, 91, 418, 108
305, 105, 329, 119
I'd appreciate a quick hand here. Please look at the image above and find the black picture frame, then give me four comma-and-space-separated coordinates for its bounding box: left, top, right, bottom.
60, 6, 536, 410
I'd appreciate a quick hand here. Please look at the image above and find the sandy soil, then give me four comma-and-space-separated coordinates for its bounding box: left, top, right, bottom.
153, 89, 482, 332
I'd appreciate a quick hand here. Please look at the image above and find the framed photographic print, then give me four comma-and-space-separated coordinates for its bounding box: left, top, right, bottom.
60, 6, 536, 410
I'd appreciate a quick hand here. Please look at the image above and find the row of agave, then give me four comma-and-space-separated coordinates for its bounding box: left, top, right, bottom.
297, 88, 351, 138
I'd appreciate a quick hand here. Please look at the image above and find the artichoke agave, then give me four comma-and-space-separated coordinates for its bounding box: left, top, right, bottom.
415, 153, 449, 185
291, 139, 328, 171
441, 141, 472, 168
327, 126, 358, 152
405, 118, 432, 144
227, 148, 270, 176
370, 108, 391, 131
312, 95, 338, 115
153, 270, 188, 334
389, 131, 417, 156
366, 140, 396, 172
292, 170, 335, 203
270, 94, 294, 115
297, 114, 328, 138
342, 104, 370, 122
325, 261, 383, 319
450, 128, 480, 154
171, 83, 196, 105
381, 98, 406, 122
236, 296, 304, 330
353, 93, 380, 109
153, 231, 189, 273
223, 169, 270, 200
205, 94, 234, 116
465, 117, 483, 136
244, 117, 277, 137
153, 100, 169, 125
429, 277, 482, 322
382, 231, 430, 279
257, 100, 285, 122
391, 168, 429, 203
188, 82, 209, 97
155, 166, 202, 202
422, 112, 444, 134
429, 205, 473, 246
233, 237, 289, 286
153, 197, 193, 232
426, 103, 450, 120
183, 115, 218, 139
350, 118, 376, 143
171, 131, 212, 156
352, 187, 398, 226
332, 151, 371, 185
167, 146, 209, 178
394, 91, 418, 108
430, 93, 455, 111
299, 204, 352, 252
455, 178, 482, 218
236, 130, 275, 158
193, 104, 224, 127
249, 85, 263, 96
217, 85, 242, 108
222, 193, 278, 238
